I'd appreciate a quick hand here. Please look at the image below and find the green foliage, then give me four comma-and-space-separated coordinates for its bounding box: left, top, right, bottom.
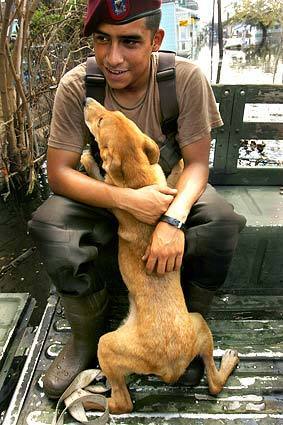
30, 0, 85, 41
228, 0, 283, 29
30, 4, 60, 38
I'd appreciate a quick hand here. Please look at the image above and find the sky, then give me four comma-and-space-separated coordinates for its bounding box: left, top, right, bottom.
198, 1, 214, 23
197, 0, 235, 24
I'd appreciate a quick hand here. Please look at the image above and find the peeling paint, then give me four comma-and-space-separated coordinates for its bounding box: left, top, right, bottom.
195, 394, 263, 402
239, 377, 256, 387
245, 402, 266, 411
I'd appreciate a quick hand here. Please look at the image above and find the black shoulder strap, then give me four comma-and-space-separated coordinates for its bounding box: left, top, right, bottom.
157, 51, 181, 176
84, 55, 106, 176
157, 51, 179, 135
85, 54, 105, 104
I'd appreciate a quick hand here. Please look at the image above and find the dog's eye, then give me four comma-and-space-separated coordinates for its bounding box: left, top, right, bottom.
97, 117, 103, 128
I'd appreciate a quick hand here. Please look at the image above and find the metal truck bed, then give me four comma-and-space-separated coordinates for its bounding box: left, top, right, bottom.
3, 291, 282, 424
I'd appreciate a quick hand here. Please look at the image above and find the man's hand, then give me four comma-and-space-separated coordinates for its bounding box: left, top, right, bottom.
142, 221, 185, 275
125, 185, 177, 225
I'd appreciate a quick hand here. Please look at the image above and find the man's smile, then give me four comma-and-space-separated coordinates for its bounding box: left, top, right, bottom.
105, 65, 127, 75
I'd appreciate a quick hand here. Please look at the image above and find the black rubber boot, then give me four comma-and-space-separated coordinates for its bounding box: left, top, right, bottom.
186, 281, 216, 317
179, 282, 216, 386
43, 288, 109, 399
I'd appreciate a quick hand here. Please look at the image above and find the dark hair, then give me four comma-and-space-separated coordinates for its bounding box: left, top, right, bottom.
145, 10, 161, 36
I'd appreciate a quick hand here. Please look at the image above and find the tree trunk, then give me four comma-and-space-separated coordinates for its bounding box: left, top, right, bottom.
259, 22, 268, 48
0, 0, 19, 168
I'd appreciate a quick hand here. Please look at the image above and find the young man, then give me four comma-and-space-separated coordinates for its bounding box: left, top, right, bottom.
29, 0, 246, 399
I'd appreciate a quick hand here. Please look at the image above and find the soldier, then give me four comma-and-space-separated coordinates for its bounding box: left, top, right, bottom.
29, 0, 246, 399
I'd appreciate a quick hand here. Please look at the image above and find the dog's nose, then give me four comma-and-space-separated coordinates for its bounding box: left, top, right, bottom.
83, 97, 93, 107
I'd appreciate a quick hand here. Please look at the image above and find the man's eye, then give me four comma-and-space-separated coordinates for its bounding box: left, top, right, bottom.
123, 39, 138, 47
94, 35, 109, 43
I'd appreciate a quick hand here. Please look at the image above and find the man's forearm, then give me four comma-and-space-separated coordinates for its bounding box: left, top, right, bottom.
49, 166, 134, 210
165, 163, 209, 222
48, 165, 177, 225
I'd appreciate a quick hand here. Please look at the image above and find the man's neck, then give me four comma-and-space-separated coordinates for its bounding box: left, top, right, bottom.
110, 62, 151, 109
110, 85, 147, 109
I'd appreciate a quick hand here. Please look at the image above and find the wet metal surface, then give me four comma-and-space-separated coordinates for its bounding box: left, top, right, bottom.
0, 293, 34, 382
0, 293, 35, 417
0, 294, 30, 364
217, 186, 283, 296
3, 294, 282, 425
217, 186, 282, 227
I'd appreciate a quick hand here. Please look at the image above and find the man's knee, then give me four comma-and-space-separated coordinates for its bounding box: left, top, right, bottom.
196, 206, 245, 254
207, 201, 246, 234
28, 195, 75, 247
28, 195, 117, 246
29, 195, 90, 228
191, 185, 246, 233
28, 196, 118, 295
186, 189, 246, 258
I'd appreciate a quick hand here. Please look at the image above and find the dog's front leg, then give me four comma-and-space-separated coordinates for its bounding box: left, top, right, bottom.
107, 374, 133, 414
98, 331, 133, 414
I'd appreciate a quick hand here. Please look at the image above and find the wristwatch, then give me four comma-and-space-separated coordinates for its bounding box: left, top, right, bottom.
159, 214, 186, 231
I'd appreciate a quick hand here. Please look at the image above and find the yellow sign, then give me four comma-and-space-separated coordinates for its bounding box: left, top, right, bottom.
179, 20, 188, 26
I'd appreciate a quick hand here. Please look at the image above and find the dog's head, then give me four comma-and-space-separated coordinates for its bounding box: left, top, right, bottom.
84, 97, 160, 187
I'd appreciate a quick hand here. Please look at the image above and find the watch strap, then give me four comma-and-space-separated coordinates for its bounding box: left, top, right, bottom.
159, 214, 186, 231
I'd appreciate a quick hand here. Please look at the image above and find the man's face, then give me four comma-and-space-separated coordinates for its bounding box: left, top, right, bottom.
93, 18, 163, 91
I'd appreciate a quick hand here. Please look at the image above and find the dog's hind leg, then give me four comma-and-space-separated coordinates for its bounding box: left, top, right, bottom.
203, 348, 239, 395
190, 313, 239, 395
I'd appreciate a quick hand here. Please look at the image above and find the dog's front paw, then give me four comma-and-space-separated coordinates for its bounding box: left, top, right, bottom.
108, 397, 133, 414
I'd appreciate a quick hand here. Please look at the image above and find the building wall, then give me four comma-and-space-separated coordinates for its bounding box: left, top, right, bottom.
160, 2, 177, 51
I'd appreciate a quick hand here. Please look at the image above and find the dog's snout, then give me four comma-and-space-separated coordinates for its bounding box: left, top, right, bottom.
83, 97, 94, 108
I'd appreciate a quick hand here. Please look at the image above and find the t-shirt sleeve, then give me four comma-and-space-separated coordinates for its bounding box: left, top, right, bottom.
176, 61, 223, 148
48, 68, 89, 154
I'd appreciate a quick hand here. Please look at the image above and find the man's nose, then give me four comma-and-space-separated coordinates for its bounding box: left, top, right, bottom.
106, 43, 123, 66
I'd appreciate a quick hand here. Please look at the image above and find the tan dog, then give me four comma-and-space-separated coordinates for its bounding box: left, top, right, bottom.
83, 98, 239, 414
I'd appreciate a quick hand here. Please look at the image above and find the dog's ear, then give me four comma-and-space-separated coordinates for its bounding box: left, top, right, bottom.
143, 136, 159, 165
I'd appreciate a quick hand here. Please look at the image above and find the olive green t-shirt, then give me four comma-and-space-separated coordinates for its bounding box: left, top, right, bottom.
48, 53, 223, 153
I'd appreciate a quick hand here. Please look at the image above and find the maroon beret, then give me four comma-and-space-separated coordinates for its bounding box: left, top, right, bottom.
84, 0, 162, 37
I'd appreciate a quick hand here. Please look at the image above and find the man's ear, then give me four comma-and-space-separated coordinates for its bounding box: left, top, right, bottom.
152, 29, 164, 52
143, 136, 159, 165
